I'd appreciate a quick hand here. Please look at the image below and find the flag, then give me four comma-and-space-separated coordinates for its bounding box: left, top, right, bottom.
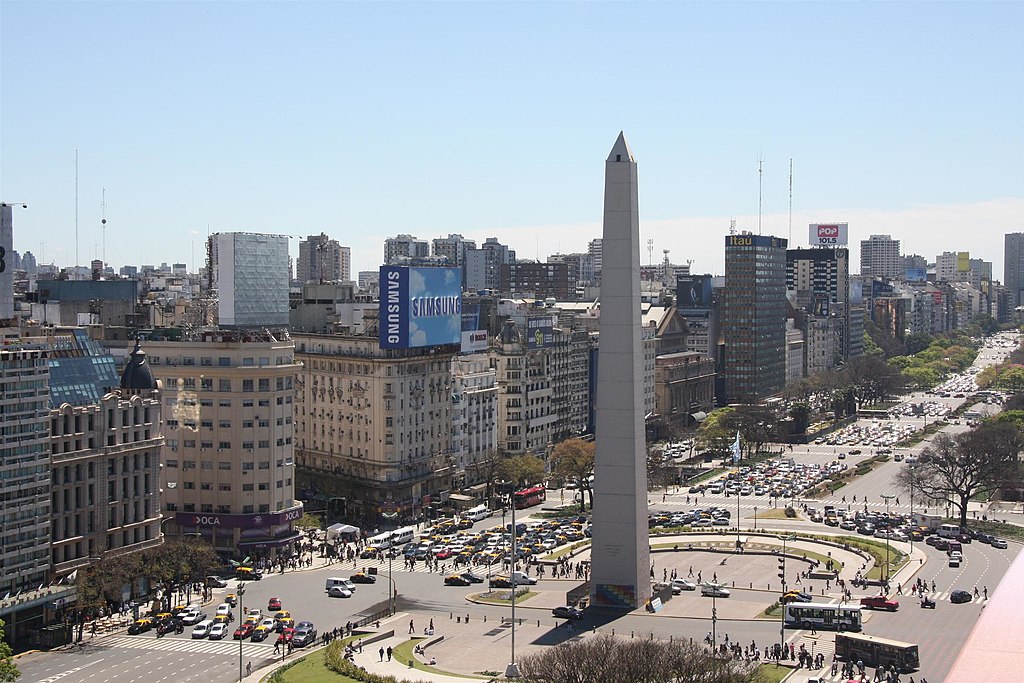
731, 432, 741, 464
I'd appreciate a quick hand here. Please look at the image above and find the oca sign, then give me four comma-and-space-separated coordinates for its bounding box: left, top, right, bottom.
809, 222, 848, 246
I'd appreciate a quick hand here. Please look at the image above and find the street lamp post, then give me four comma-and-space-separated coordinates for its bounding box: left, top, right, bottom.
237, 583, 247, 682
754, 507, 758, 530
388, 532, 397, 615
777, 534, 795, 657
880, 494, 895, 587
505, 495, 519, 679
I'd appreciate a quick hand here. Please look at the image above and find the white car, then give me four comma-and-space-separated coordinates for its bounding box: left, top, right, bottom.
191, 619, 214, 639
215, 603, 233, 617
991, 538, 1008, 549
180, 610, 206, 626
209, 622, 228, 640
328, 585, 353, 598
671, 579, 697, 593
700, 584, 731, 598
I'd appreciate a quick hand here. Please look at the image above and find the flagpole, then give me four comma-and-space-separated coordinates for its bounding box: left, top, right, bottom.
734, 432, 741, 554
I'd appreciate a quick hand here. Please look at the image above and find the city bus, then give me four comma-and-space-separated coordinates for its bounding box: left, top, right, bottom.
835, 632, 920, 672
513, 485, 546, 510
783, 602, 862, 632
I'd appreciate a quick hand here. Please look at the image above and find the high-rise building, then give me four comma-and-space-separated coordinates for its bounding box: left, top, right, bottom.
1005, 233, 1024, 307
450, 354, 497, 490
722, 233, 788, 403
464, 238, 515, 292
0, 343, 51, 601
547, 253, 583, 298
860, 234, 901, 279
431, 234, 476, 269
499, 261, 570, 299
208, 232, 290, 327
786, 247, 853, 361
587, 239, 603, 284
384, 234, 430, 265
297, 233, 351, 284
0, 204, 15, 320
22, 250, 37, 275
148, 330, 302, 557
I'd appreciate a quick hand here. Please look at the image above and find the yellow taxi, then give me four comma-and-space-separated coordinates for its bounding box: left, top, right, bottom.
274, 610, 292, 622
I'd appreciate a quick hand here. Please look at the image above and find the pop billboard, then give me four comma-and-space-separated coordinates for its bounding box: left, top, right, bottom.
379, 266, 462, 349
526, 314, 555, 349
809, 223, 849, 246
676, 275, 713, 311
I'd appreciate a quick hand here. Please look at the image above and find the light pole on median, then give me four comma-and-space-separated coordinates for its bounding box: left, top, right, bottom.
504, 492, 520, 679
237, 582, 246, 681
880, 494, 895, 587
777, 534, 795, 658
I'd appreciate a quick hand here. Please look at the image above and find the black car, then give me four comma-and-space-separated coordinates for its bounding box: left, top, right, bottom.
460, 572, 485, 584
350, 572, 377, 584
552, 606, 583, 620
950, 590, 972, 604
444, 574, 472, 586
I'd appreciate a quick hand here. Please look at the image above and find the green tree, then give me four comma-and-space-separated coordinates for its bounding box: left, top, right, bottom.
550, 438, 595, 510
789, 402, 810, 435
0, 618, 20, 681
695, 407, 735, 459
497, 454, 546, 488
896, 422, 1024, 530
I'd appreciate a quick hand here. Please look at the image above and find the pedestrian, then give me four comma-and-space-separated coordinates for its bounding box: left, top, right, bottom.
429, 618, 434, 631
409, 619, 415, 633
274, 642, 280, 655
379, 647, 385, 661
387, 646, 393, 661
246, 662, 252, 677
984, 586, 988, 599
688, 565, 693, 577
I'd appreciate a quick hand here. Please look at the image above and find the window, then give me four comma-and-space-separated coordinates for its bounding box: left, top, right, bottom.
258, 379, 270, 392
258, 483, 269, 490
183, 460, 196, 470
242, 462, 254, 471
243, 399, 254, 408
219, 420, 231, 428
259, 440, 270, 448
200, 399, 213, 407
218, 484, 231, 492
201, 420, 213, 429
219, 357, 231, 367
242, 483, 254, 491
218, 379, 231, 392
201, 504, 213, 512
218, 441, 231, 450
182, 378, 195, 390
200, 483, 212, 490
200, 378, 213, 392
259, 461, 270, 470
258, 399, 270, 407
242, 379, 254, 393
219, 462, 231, 470
242, 441, 254, 449
243, 420, 254, 428
201, 461, 213, 470
183, 482, 195, 489
243, 357, 254, 367
219, 399, 232, 407
184, 439, 196, 448
165, 459, 178, 468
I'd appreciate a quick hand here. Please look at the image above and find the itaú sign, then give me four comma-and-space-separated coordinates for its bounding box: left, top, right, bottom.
175, 503, 304, 529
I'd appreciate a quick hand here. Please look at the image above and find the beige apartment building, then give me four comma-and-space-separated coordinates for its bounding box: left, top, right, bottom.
146, 329, 302, 558
292, 333, 456, 525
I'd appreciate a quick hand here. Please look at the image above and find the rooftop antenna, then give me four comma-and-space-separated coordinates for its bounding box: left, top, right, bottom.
75, 149, 80, 267
729, 218, 737, 235
662, 248, 671, 288
788, 158, 793, 243
647, 238, 654, 268
101, 188, 107, 269
757, 155, 763, 236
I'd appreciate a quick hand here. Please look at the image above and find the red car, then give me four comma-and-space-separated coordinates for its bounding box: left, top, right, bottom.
276, 627, 296, 645
860, 595, 900, 611
267, 597, 282, 611
233, 622, 255, 640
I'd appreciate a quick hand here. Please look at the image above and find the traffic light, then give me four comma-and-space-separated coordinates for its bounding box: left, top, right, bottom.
777, 558, 785, 581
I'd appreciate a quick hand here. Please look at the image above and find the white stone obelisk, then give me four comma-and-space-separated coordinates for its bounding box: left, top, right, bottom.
589, 132, 650, 610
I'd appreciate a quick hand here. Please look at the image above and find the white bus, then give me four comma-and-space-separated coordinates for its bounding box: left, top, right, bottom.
784, 602, 862, 632
461, 504, 492, 522
367, 526, 416, 549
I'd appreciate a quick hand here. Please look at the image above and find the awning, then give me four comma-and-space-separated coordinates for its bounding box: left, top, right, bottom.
448, 494, 475, 502
237, 531, 302, 549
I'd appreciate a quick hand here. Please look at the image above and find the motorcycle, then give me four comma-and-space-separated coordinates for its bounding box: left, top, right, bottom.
920, 597, 936, 609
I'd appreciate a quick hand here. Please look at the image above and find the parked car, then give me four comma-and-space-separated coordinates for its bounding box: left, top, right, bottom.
551, 606, 583, 620
206, 575, 229, 588
860, 595, 900, 611
700, 584, 731, 598
991, 538, 1008, 549
671, 579, 697, 593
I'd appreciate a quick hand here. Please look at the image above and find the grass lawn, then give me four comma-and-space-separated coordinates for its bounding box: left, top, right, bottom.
757, 508, 801, 521
757, 603, 784, 619
275, 649, 360, 683
472, 590, 537, 605
753, 662, 792, 683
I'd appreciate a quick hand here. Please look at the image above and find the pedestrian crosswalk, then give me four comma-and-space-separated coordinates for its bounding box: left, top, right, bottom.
103, 634, 278, 659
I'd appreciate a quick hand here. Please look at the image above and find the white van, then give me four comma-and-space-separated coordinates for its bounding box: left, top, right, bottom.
462, 505, 492, 522
325, 577, 356, 592
191, 619, 214, 639
368, 526, 416, 549
938, 523, 961, 539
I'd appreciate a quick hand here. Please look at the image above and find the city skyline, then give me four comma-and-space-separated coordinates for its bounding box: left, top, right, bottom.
2, 2, 1021, 280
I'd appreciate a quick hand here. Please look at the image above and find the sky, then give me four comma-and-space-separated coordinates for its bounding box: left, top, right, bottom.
2, 1, 1022, 281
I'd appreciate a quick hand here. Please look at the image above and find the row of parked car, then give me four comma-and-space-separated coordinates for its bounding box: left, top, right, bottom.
692, 459, 845, 501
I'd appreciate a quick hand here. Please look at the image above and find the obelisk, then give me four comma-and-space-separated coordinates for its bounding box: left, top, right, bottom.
589, 132, 650, 610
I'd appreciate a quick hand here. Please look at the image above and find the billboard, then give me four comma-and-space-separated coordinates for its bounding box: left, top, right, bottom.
461, 329, 489, 353
676, 274, 713, 311
0, 205, 12, 319
526, 314, 555, 349
379, 266, 462, 349
957, 251, 970, 272
905, 268, 927, 283
809, 223, 849, 246
871, 280, 895, 299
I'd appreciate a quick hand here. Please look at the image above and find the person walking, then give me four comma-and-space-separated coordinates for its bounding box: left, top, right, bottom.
386, 646, 393, 661
246, 662, 252, 677
409, 619, 415, 634
379, 647, 385, 661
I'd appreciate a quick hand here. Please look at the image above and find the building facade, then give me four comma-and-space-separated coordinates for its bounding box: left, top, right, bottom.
450, 354, 498, 489
722, 234, 788, 403
148, 330, 302, 558
464, 238, 515, 292
860, 234, 902, 280
208, 232, 290, 327
293, 333, 456, 525
499, 261, 571, 299
296, 233, 351, 284
384, 234, 431, 265
1005, 233, 1024, 307
652, 352, 715, 436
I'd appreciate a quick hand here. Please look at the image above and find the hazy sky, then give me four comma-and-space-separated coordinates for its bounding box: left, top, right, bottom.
2, 1, 1021, 280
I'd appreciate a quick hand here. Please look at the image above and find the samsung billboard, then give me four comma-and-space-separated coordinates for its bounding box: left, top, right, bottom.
379, 266, 463, 349
809, 223, 849, 246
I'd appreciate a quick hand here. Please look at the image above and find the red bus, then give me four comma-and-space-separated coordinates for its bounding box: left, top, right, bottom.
513, 485, 546, 510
